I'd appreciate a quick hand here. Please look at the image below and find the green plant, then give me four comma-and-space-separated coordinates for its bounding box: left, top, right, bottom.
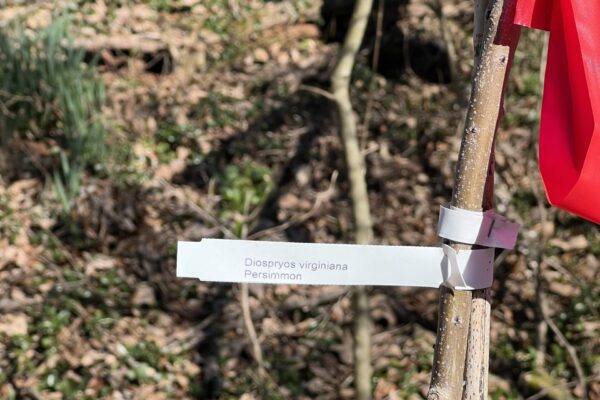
43, 363, 90, 399
510, 189, 537, 215
152, 122, 200, 163
191, 93, 238, 130
0, 17, 106, 212
149, 0, 175, 12
217, 162, 272, 236
36, 306, 73, 355
219, 163, 271, 212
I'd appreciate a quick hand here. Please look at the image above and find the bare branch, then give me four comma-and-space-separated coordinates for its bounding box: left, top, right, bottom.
330, 0, 375, 398
298, 84, 337, 101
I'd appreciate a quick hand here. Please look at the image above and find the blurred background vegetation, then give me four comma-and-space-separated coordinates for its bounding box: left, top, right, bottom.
0, 1, 597, 399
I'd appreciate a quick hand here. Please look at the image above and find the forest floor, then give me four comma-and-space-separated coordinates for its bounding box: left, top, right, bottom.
0, 0, 598, 399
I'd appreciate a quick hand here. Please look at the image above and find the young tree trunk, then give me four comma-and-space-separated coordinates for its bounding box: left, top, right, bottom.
352, 285, 372, 400
331, 0, 375, 399
463, 1, 521, 398
427, 1, 520, 398
461, 2, 494, 397
331, 0, 375, 247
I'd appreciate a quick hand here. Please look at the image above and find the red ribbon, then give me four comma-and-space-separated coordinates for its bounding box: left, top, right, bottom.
515, 0, 600, 224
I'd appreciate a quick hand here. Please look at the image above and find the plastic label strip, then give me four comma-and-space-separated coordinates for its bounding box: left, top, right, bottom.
177, 239, 495, 290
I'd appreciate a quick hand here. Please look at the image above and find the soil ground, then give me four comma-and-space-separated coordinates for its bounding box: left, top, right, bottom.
0, 1, 598, 399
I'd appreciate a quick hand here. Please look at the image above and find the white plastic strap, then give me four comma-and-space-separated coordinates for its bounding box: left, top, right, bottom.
437, 205, 519, 249
441, 244, 494, 290
177, 239, 495, 290
443, 244, 467, 289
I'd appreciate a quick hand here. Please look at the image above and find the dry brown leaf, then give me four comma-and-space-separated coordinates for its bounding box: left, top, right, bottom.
550, 235, 589, 251
549, 281, 581, 298
253, 48, 270, 63
85, 255, 117, 276
374, 378, 398, 400
81, 350, 109, 367
132, 283, 157, 306
0, 313, 28, 336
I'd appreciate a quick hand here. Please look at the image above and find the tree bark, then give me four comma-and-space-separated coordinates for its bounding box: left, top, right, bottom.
427, 0, 520, 398
330, 0, 375, 399
331, 0, 375, 246
463, 2, 521, 398
353, 285, 372, 400
428, 42, 508, 400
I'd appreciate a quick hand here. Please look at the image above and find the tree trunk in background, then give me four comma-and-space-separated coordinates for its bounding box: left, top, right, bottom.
331, 0, 375, 399
352, 285, 372, 400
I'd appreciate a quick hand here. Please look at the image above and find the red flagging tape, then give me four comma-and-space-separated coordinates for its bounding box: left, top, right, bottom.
516, 0, 600, 224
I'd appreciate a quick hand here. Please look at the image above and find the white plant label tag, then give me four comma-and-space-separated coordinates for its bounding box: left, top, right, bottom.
177, 239, 494, 290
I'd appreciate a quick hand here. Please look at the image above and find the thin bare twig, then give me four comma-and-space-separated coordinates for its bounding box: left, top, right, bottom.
248, 170, 338, 240
298, 84, 336, 101
0, 298, 42, 312
239, 194, 267, 382
529, 161, 587, 397
240, 282, 266, 379
539, 279, 588, 399
163, 315, 216, 354
431, 0, 457, 83
280, 286, 349, 311
527, 30, 552, 370
525, 374, 599, 400
158, 179, 237, 239
529, 124, 551, 370
360, 0, 385, 150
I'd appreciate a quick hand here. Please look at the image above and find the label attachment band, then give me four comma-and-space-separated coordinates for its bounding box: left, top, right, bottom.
177, 207, 518, 290
437, 206, 519, 249
177, 239, 494, 290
